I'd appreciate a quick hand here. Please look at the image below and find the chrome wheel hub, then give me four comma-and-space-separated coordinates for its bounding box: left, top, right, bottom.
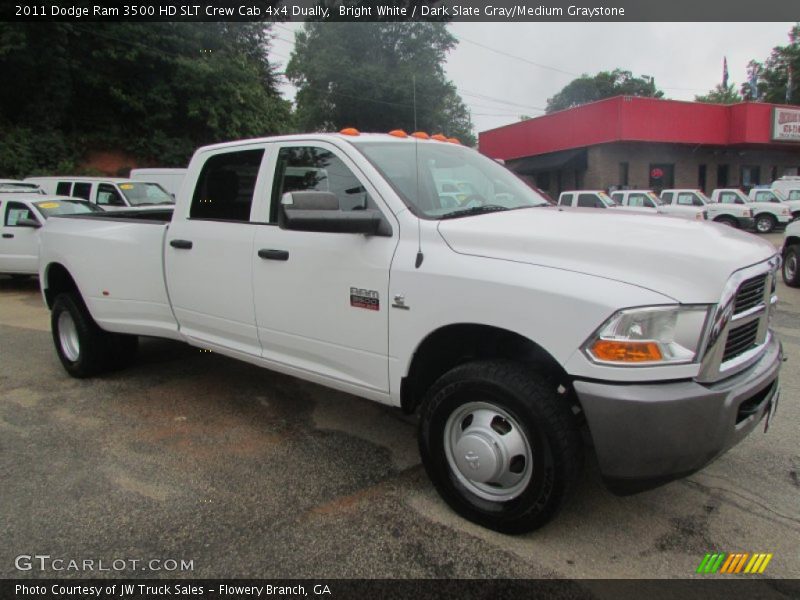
756, 217, 772, 232
58, 311, 80, 362
444, 401, 533, 502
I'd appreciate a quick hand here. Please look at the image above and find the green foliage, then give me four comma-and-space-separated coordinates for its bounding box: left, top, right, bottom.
741, 25, 800, 104
545, 69, 664, 113
0, 23, 291, 177
286, 20, 475, 145
695, 83, 742, 104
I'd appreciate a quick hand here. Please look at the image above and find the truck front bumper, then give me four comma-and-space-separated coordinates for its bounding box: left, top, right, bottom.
573, 334, 782, 495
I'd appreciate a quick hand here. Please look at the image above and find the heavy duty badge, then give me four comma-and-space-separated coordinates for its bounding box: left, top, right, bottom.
350, 287, 379, 311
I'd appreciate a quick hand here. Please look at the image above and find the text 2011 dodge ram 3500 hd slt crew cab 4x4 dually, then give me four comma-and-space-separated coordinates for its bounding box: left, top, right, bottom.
38, 132, 783, 533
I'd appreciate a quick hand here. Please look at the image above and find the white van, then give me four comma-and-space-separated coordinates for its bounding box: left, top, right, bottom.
129, 168, 187, 197
24, 177, 175, 211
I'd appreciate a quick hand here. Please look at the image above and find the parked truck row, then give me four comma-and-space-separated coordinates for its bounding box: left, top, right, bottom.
28, 130, 783, 533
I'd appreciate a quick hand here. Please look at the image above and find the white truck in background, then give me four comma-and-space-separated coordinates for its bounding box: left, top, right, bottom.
610, 190, 705, 221
711, 188, 792, 234
25, 177, 175, 211
782, 219, 800, 287
660, 189, 753, 229
129, 168, 187, 198
37, 132, 782, 533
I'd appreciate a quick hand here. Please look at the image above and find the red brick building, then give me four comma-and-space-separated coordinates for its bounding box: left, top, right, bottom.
479, 96, 800, 198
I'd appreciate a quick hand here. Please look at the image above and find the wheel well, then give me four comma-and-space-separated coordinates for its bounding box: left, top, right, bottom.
400, 324, 571, 414
785, 237, 800, 253
43, 263, 79, 309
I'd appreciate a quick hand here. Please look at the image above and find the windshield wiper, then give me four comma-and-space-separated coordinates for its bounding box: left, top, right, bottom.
438, 205, 511, 219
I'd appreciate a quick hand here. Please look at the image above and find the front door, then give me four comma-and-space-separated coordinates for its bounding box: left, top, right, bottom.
165, 146, 268, 356
252, 142, 397, 392
0, 201, 40, 273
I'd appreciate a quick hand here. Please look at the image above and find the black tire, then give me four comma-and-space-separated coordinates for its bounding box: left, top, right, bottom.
51, 292, 138, 377
755, 214, 776, 234
419, 360, 583, 533
784, 245, 800, 287
714, 216, 738, 228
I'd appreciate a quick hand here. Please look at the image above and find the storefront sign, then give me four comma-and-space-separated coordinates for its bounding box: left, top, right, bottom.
771, 107, 800, 141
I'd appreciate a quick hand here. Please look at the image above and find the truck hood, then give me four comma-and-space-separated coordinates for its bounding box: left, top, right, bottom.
437, 207, 777, 303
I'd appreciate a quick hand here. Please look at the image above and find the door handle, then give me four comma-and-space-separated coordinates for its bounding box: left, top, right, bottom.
2, 233, 13, 239
169, 239, 193, 249
258, 249, 289, 261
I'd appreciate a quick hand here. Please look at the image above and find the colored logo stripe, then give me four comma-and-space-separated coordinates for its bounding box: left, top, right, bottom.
697, 552, 773, 574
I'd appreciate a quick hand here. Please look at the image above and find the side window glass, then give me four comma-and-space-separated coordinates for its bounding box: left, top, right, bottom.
677, 193, 694, 206
56, 182, 71, 195
661, 192, 673, 204
611, 193, 622, 204
72, 182, 92, 200
577, 193, 598, 208
96, 183, 126, 206
628, 194, 645, 207
270, 146, 373, 223
190, 149, 264, 221
558, 193, 572, 206
4, 202, 36, 226
790, 190, 800, 200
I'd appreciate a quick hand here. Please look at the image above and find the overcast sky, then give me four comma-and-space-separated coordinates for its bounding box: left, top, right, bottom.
269, 22, 795, 135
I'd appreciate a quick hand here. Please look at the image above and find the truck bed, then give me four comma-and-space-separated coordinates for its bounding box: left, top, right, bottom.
40, 213, 180, 339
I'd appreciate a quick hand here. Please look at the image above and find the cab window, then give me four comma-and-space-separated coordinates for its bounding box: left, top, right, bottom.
96, 183, 126, 207
4, 201, 38, 226
661, 192, 674, 204
753, 191, 777, 203
677, 193, 703, 207
558, 193, 573, 207
190, 149, 264, 222
718, 192, 742, 204
56, 182, 72, 195
611, 192, 623, 204
789, 190, 800, 201
577, 193, 601, 208
270, 146, 374, 223
627, 193, 646, 207
72, 182, 92, 200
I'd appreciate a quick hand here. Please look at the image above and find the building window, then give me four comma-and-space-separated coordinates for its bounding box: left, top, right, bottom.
717, 164, 729, 187
740, 165, 760, 191
619, 162, 629, 188
698, 164, 707, 193
648, 163, 674, 192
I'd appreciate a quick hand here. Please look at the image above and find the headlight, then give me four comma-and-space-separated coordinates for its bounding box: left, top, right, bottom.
584, 305, 712, 366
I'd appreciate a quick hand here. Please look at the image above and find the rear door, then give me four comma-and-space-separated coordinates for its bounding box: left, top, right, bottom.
0, 201, 40, 273
251, 141, 397, 392
165, 145, 269, 355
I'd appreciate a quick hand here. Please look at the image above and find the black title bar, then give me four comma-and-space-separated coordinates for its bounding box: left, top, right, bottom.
4, 0, 799, 22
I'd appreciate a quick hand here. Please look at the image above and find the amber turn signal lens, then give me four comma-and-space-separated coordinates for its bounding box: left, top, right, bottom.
591, 340, 663, 362
340, 127, 360, 136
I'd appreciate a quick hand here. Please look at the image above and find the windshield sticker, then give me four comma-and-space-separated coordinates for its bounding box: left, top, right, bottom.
38, 202, 60, 209
119, 184, 134, 190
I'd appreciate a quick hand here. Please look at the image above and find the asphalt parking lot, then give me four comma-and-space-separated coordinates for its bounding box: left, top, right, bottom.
1, 232, 798, 581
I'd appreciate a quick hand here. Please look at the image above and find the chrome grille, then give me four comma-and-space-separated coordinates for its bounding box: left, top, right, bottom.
733, 274, 767, 314
722, 319, 759, 362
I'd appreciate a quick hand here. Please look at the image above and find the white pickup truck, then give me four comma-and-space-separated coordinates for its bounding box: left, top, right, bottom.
709, 188, 792, 234
25, 177, 175, 211
557, 190, 623, 210
660, 189, 754, 229
783, 219, 800, 287
38, 133, 783, 533
610, 189, 705, 220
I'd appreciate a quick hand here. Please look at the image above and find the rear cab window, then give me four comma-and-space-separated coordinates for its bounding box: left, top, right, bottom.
71, 182, 92, 200
55, 182, 72, 195
558, 193, 574, 207
190, 149, 265, 222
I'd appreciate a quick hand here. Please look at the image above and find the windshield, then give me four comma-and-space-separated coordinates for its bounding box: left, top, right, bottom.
0, 183, 42, 193
351, 141, 550, 218
35, 199, 102, 218
118, 182, 174, 206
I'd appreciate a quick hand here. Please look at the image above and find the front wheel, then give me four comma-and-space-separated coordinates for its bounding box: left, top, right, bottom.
755, 214, 776, 234
419, 360, 583, 533
784, 245, 800, 287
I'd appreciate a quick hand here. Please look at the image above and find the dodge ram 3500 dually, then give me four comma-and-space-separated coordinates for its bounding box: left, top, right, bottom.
38, 132, 783, 533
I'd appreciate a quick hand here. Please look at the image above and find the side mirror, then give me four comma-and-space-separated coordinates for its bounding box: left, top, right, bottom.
17, 218, 42, 229
279, 191, 391, 236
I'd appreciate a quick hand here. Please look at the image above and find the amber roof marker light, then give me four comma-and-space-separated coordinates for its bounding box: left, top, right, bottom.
339, 127, 360, 136
388, 129, 408, 138
411, 131, 430, 140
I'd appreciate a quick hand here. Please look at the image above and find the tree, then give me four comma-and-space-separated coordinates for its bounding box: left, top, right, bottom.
286, 20, 475, 145
695, 83, 742, 104
0, 23, 291, 177
545, 69, 663, 113
741, 25, 800, 104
